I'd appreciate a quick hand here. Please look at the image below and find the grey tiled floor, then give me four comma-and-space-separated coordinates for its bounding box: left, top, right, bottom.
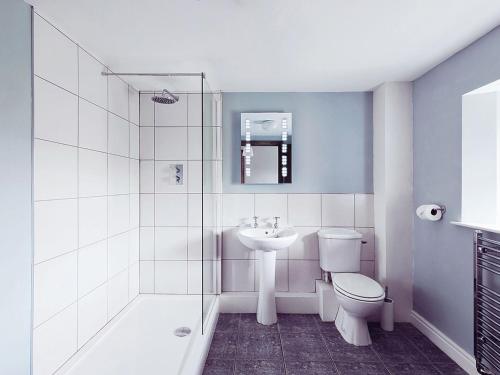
203, 314, 466, 375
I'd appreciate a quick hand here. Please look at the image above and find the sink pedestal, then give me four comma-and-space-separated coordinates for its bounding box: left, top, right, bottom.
256, 250, 277, 325
236, 226, 298, 325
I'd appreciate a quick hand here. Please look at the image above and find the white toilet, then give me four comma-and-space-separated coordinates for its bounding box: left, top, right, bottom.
318, 228, 385, 346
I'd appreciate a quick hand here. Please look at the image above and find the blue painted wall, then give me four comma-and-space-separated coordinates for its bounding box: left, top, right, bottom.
413, 26, 500, 354
222, 92, 373, 193
0, 1, 33, 373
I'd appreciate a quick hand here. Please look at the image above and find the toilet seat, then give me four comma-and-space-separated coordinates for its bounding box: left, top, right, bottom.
332, 273, 384, 302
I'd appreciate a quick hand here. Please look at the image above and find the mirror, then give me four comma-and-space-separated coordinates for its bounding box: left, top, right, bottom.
241, 112, 292, 184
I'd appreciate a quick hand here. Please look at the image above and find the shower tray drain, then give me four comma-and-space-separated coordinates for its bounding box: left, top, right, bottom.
174, 327, 191, 337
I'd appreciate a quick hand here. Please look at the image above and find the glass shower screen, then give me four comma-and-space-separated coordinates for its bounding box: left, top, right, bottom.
201, 77, 221, 332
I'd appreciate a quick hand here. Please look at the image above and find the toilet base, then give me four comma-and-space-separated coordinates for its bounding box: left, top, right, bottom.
335, 305, 372, 346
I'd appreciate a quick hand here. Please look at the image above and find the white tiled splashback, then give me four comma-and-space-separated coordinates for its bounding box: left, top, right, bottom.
32, 13, 139, 375
221, 193, 375, 293
138, 91, 222, 296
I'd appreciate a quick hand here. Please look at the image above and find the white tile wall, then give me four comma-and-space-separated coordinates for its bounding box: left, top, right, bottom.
79, 149, 107, 197
130, 159, 140, 194
108, 232, 130, 278
321, 194, 355, 227
187, 127, 202, 160
155, 194, 188, 226
140, 261, 155, 293
108, 75, 129, 120
138, 92, 222, 296
288, 194, 322, 227
255, 194, 288, 225
78, 49, 107, 108
32, 13, 140, 374
355, 194, 375, 227
139, 94, 154, 126
155, 127, 187, 160
77, 284, 107, 349
188, 94, 202, 126
107, 270, 129, 319
129, 88, 139, 125
187, 227, 203, 260
34, 15, 78, 94
78, 240, 107, 297
222, 194, 254, 226
108, 113, 130, 157
79, 99, 108, 152
108, 155, 129, 195
34, 140, 78, 201
155, 227, 188, 260
108, 195, 130, 235
155, 93, 187, 126
222, 260, 255, 292
33, 304, 77, 375
188, 261, 203, 294
34, 199, 78, 264
139, 127, 154, 159
79, 196, 107, 246
155, 261, 188, 294
34, 252, 77, 326
34, 76, 78, 146
221, 193, 375, 293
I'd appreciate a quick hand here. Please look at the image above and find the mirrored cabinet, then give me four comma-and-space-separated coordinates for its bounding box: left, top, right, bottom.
240, 112, 292, 184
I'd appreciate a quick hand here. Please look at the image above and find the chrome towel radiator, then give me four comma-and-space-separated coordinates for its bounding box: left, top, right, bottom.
474, 231, 500, 374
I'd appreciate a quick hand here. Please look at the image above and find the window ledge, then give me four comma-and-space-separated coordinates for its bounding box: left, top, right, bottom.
450, 221, 500, 234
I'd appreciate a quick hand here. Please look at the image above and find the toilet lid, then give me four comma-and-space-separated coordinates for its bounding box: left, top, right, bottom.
333, 273, 384, 301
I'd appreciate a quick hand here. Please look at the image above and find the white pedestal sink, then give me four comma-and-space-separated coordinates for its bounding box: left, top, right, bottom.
237, 226, 298, 325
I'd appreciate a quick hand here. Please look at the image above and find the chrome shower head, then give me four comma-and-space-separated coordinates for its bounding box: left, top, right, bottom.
151, 89, 179, 104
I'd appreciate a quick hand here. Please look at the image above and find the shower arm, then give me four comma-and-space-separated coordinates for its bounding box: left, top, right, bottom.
101, 72, 205, 78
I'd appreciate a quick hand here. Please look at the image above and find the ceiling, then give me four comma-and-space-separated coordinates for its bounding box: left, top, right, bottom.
28, 0, 500, 92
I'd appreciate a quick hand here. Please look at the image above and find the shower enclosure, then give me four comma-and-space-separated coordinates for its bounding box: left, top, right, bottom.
32, 16, 222, 372
129, 73, 222, 332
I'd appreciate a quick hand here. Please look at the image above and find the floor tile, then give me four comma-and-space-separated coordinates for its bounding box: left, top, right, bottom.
204, 315, 458, 375
433, 363, 468, 375
215, 313, 240, 333
406, 335, 454, 363
240, 313, 279, 333
314, 317, 342, 336
384, 363, 440, 374
234, 359, 285, 375
237, 331, 282, 360
285, 360, 338, 374
281, 332, 331, 362
370, 333, 421, 356
278, 314, 318, 333
395, 322, 425, 337
207, 332, 238, 360
203, 359, 234, 375
376, 350, 428, 364
334, 361, 389, 374
322, 335, 379, 362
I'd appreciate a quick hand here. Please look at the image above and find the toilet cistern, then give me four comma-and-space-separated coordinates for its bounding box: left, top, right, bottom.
237, 225, 297, 325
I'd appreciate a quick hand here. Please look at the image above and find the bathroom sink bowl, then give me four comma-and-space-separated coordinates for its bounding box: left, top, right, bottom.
237, 227, 298, 251
236, 225, 298, 325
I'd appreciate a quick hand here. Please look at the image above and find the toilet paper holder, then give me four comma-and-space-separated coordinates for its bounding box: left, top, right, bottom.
431, 205, 446, 215
416, 204, 446, 221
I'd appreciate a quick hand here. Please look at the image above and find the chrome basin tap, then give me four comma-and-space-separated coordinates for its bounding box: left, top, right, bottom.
252, 216, 259, 228
273, 216, 280, 229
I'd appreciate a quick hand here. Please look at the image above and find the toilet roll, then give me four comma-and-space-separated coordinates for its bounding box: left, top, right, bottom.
416, 204, 443, 221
